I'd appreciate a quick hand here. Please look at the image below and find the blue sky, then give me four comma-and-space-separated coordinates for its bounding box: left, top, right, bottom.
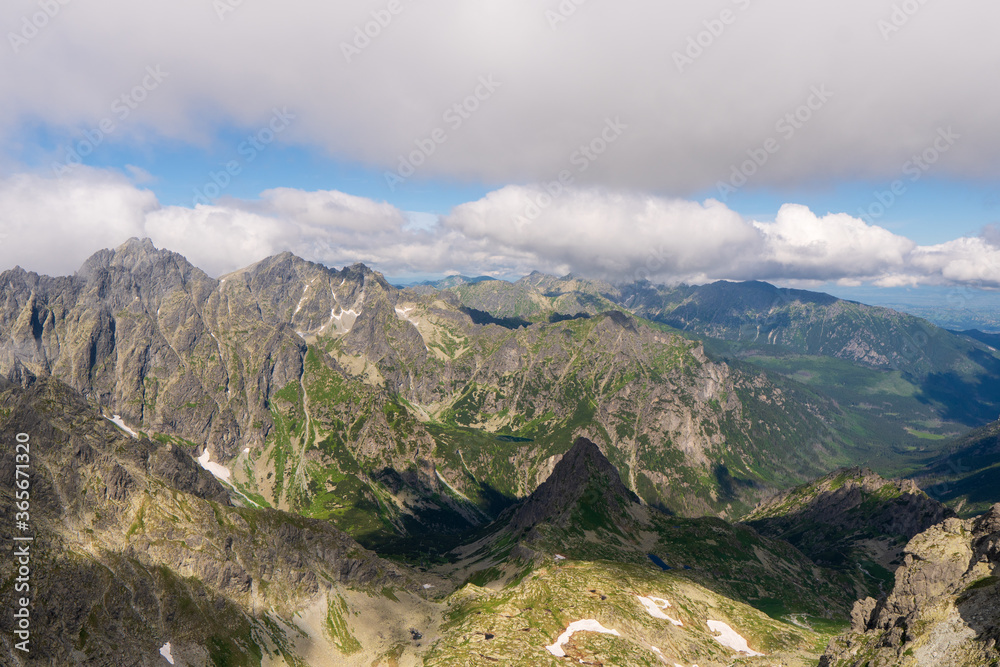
699, 181, 999, 247
1, 0, 999, 303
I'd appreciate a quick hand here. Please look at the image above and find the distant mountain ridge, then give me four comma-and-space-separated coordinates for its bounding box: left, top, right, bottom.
1, 239, 882, 543
436, 271, 1000, 430
409, 275, 498, 290
441, 271, 997, 377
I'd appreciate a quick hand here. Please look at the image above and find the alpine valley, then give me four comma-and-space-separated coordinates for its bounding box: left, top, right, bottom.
2, 239, 999, 666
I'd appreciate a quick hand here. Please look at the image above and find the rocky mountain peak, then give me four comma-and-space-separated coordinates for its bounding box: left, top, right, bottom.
118, 236, 159, 253
598, 309, 638, 332
81, 237, 184, 272
76, 237, 213, 305
238, 254, 390, 300
506, 437, 640, 535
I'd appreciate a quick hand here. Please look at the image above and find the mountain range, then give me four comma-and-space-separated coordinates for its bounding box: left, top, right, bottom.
2, 239, 999, 665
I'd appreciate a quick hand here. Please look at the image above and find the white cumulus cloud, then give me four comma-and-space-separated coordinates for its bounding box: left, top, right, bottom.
2, 170, 1000, 290
753, 204, 916, 281
0, 169, 156, 275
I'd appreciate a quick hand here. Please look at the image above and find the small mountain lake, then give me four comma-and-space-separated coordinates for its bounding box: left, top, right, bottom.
647, 554, 671, 570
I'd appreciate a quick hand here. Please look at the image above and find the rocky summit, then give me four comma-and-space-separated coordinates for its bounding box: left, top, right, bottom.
821, 504, 1000, 666
2, 240, 1000, 666
503, 436, 641, 536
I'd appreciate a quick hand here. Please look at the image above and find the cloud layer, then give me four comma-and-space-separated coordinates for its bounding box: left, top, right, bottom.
2, 170, 999, 290
2, 1, 999, 192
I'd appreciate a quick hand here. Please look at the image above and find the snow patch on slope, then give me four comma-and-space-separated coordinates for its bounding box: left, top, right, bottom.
159, 641, 175, 664
197, 448, 232, 483
395, 305, 420, 326
545, 619, 621, 657
435, 470, 473, 503
196, 449, 261, 507
107, 415, 138, 439
706, 620, 764, 656
637, 596, 684, 626
322, 305, 361, 334
294, 291, 308, 314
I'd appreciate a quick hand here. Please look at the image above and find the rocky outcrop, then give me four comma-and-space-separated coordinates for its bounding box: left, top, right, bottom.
148, 442, 233, 504
0, 377, 412, 665
821, 505, 1000, 666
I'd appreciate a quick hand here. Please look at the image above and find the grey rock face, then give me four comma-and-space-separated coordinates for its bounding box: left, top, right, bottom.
0, 377, 411, 666
0, 239, 355, 459
149, 442, 232, 504
821, 504, 1000, 667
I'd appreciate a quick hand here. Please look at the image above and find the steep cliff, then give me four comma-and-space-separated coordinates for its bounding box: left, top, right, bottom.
821, 505, 1000, 666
